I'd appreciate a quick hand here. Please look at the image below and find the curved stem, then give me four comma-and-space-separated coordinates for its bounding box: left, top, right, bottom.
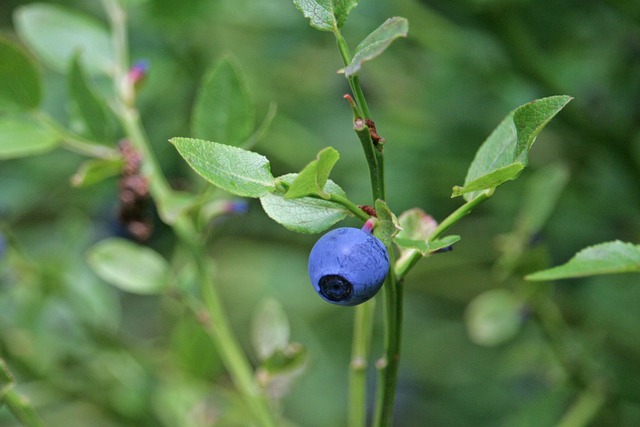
328, 193, 371, 222
35, 112, 119, 160
103, 2, 278, 425
3, 390, 44, 427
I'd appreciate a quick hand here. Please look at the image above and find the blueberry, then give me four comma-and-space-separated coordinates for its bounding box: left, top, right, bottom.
308, 227, 390, 306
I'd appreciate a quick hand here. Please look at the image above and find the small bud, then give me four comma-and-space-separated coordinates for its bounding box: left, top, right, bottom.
128, 60, 149, 87
223, 200, 249, 215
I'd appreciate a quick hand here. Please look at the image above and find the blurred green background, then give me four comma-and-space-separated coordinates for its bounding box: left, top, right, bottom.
1, 0, 640, 426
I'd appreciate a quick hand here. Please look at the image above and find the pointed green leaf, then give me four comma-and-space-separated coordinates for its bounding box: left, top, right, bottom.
0, 37, 42, 112
285, 147, 339, 199
171, 137, 275, 197
393, 237, 428, 254
526, 241, 640, 281
374, 199, 400, 246
192, 57, 255, 147
454, 95, 572, 201
394, 235, 460, 255
343, 17, 408, 77
70, 157, 123, 187
14, 4, 114, 75
0, 115, 61, 159
292, 0, 359, 32
428, 235, 461, 252
451, 163, 525, 197
260, 173, 348, 233
87, 237, 170, 295
69, 54, 114, 142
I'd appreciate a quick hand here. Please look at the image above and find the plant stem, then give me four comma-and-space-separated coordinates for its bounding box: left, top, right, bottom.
4, 390, 44, 427
353, 120, 383, 201
348, 299, 376, 427
556, 388, 606, 427
328, 193, 371, 222
103, 2, 278, 425
335, 25, 401, 427
334, 28, 371, 119
35, 112, 119, 160
373, 250, 401, 427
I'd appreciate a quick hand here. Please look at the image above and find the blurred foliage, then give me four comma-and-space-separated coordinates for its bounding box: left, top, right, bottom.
1, 0, 640, 426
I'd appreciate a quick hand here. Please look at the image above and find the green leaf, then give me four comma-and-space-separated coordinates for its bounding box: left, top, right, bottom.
192, 57, 255, 147
0, 115, 61, 159
70, 157, 123, 187
428, 235, 461, 252
292, 0, 359, 32
171, 137, 275, 197
251, 298, 290, 362
526, 241, 640, 281
343, 17, 408, 77
393, 237, 428, 254
453, 95, 572, 201
0, 37, 42, 112
451, 163, 525, 198
374, 199, 400, 247
285, 147, 339, 199
260, 173, 348, 233
465, 289, 523, 346
14, 3, 114, 75
394, 235, 460, 255
68, 54, 114, 142
87, 237, 170, 295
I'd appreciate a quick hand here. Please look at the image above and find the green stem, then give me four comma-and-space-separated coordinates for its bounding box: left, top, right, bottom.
556, 388, 606, 427
334, 28, 371, 119
35, 112, 119, 160
328, 193, 371, 222
354, 120, 383, 201
178, 224, 278, 427
335, 25, 400, 427
4, 390, 45, 427
348, 299, 376, 427
373, 250, 401, 427
103, 2, 278, 426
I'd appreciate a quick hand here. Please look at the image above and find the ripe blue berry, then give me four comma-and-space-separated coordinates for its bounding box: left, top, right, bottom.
308, 227, 390, 306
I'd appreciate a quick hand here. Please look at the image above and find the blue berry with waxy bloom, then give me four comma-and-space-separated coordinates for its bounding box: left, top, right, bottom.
308, 225, 390, 306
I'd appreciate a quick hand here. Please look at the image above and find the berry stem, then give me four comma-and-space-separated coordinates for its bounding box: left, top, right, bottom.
362, 218, 376, 234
